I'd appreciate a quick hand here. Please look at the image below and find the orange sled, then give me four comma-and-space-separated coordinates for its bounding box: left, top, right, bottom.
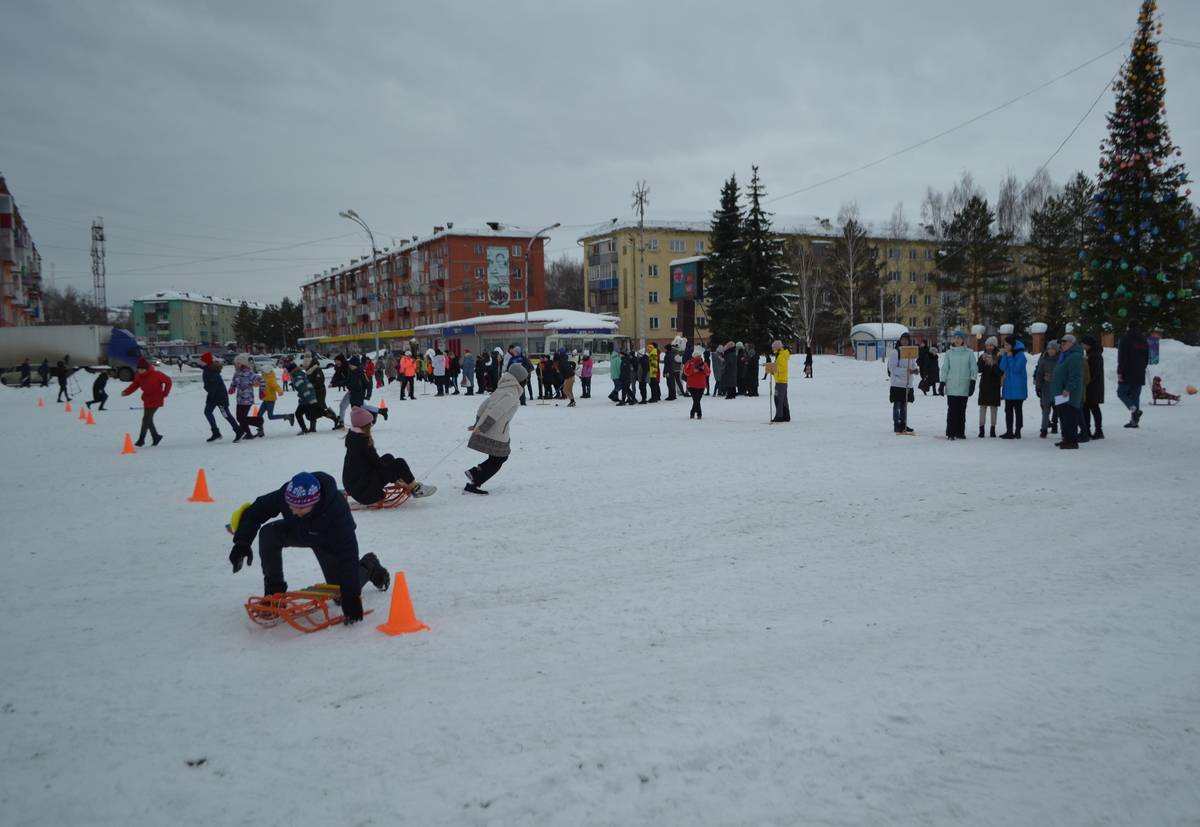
244, 584, 372, 633
346, 483, 411, 511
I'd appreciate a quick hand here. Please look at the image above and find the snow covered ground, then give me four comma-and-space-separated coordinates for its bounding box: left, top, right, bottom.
3, 344, 1199, 826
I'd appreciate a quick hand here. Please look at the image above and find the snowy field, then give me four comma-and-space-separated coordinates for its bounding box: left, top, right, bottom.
3, 344, 1200, 826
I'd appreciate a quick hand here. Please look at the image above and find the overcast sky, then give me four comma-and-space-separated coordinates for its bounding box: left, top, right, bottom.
2, 0, 1197, 307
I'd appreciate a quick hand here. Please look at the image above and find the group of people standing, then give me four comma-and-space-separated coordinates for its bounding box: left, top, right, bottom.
884, 322, 1151, 448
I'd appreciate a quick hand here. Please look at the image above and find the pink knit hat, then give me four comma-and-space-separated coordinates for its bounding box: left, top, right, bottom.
349, 407, 374, 430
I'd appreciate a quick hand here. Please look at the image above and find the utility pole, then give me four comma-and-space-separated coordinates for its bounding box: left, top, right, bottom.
339, 209, 381, 355
91, 218, 106, 311
631, 180, 649, 346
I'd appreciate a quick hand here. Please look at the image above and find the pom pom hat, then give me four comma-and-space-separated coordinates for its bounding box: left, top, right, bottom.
285, 472, 322, 508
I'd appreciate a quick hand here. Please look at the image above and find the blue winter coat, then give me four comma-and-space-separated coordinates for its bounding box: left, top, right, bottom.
202, 363, 227, 405
999, 341, 1028, 401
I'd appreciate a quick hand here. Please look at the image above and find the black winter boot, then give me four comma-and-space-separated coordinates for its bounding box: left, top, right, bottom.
1092, 428, 1104, 440
207, 431, 222, 442
989, 426, 997, 438
360, 553, 390, 591
978, 426, 985, 438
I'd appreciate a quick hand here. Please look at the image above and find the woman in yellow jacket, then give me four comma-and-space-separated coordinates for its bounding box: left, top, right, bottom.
258, 368, 296, 428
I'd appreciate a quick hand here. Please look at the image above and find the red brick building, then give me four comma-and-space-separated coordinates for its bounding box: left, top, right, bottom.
301, 225, 547, 340
0, 176, 44, 327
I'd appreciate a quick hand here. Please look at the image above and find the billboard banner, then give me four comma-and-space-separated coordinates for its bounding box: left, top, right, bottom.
487, 246, 511, 308
670, 259, 704, 301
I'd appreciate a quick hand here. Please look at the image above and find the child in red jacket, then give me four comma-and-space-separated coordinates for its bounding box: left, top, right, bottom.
122, 357, 173, 446
683, 353, 711, 420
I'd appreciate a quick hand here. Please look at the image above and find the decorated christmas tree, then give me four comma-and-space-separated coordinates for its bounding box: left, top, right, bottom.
1074, 0, 1196, 334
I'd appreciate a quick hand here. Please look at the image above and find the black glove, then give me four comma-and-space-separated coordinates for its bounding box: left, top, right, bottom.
969, 380, 976, 397
341, 594, 364, 626
907, 388, 915, 404
229, 543, 253, 573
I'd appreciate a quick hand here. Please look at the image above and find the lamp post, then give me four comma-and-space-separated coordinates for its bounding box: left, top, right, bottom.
339, 209, 381, 355
523, 222, 560, 355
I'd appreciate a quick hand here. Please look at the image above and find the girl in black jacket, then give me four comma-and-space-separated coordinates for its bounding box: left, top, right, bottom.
976, 337, 1003, 437
341, 408, 435, 505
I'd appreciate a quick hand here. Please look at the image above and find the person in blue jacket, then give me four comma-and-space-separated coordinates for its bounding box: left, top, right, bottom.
998, 336, 1028, 439
228, 471, 390, 625
200, 352, 240, 442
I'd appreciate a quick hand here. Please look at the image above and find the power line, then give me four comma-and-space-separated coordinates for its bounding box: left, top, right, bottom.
1035, 58, 1126, 176
766, 34, 1132, 205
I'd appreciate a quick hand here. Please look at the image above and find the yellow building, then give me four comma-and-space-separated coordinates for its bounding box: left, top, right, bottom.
579, 218, 1035, 344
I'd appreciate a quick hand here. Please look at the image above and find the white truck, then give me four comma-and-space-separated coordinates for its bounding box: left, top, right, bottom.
0, 325, 144, 385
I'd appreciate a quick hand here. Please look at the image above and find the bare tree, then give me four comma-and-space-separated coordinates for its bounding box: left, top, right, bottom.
545, 254, 584, 310
920, 187, 946, 239
996, 170, 1022, 238
784, 238, 827, 346
946, 171, 985, 218
828, 201, 882, 332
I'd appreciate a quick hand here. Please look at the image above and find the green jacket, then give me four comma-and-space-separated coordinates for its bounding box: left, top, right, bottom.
609, 353, 621, 380
1050, 346, 1084, 408
940, 346, 978, 397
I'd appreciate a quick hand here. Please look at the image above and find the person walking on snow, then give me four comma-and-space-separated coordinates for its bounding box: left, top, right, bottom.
431, 348, 447, 395
463, 362, 527, 494
977, 336, 1002, 437
1032, 340, 1060, 438
337, 356, 385, 428
122, 357, 172, 446
886, 332, 917, 434
767, 339, 791, 422
229, 356, 265, 441
647, 342, 661, 402
38, 358, 49, 388
258, 368, 296, 429
304, 354, 339, 428
1116, 321, 1149, 428
288, 361, 320, 433
941, 330, 977, 440
200, 352, 240, 441
85, 369, 110, 411
608, 349, 622, 402
579, 351, 593, 399
998, 336, 1029, 439
19, 358, 31, 387
683, 350, 710, 419
341, 407, 435, 505
53, 360, 71, 403
461, 349, 476, 396
1050, 333, 1085, 449
227, 471, 391, 625
560, 350, 577, 407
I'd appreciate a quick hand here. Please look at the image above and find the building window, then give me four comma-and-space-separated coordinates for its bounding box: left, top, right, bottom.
890, 270, 900, 282
924, 316, 932, 327
648, 264, 659, 277
670, 239, 685, 253
924, 249, 934, 260
909, 249, 918, 259
514, 290, 524, 300
697, 316, 708, 327
474, 244, 483, 255
910, 316, 918, 327
888, 247, 898, 259
646, 238, 659, 251
909, 272, 918, 282
649, 317, 660, 330
476, 290, 485, 301
908, 294, 917, 305
924, 294, 932, 305
648, 291, 659, 303
696, 240, 705, 253
512, 245, 522, 257
476, 267, 485, 278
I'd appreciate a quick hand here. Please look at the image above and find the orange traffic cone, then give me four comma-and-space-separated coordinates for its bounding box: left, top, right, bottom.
376, 571, 428, 636
379, 397, 387, 410
37, 398, 45, 408
79, 405, 87, 420
121, 433, 136, 454
188, 469, 215, 503
86, 410, 96, 425
65, 402, 72, 412
250, 405, 259, 418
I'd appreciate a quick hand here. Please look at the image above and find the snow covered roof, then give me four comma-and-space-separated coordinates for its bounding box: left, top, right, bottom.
578, 211, 937, 243
668, 255, 707, 267
413, 309, 619, 333
849, 323, 911, 340
132, 291, 267, 310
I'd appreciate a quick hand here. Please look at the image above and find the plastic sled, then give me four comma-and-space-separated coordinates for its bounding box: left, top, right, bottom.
346, 483, 411, 511
244, 583, 371, 633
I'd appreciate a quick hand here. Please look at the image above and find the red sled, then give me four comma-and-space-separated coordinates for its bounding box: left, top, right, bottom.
244, 583, 372, 633
1151, 377, 1180, 405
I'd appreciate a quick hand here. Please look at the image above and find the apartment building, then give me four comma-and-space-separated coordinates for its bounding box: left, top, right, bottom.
0, 176, 44, 326
131, 291, 266, 348
301, 225, 547, 341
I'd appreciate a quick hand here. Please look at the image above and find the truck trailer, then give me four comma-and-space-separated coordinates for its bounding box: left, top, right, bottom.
0, 325, 143, 385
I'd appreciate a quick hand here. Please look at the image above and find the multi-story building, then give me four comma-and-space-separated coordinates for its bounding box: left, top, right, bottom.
300, 225, 547, 342
0, 176, 44, 327
579, 217, 1033, 345
131, 291, 266, 349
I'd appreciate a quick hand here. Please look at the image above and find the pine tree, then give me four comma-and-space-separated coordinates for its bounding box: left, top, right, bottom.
935, 196, 1012, 330
703, 174, 744, 344
233, 302, 260, 349
739, 166, 797, 349
1075, 0, 1196, 334
1030, 172, 1094, 338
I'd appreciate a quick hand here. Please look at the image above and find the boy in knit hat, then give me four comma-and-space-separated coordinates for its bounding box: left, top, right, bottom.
228, 471, 390, 624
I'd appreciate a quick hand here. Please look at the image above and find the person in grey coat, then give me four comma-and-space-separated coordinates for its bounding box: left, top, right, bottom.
1032, 340, 1060, 438
721, 342, 739, 399
463, 362, 527, 494
461, 349, 476, 395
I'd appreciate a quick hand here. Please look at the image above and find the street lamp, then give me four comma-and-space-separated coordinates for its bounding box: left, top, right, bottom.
523, 222, 560, 355
339, 209, 382, 355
